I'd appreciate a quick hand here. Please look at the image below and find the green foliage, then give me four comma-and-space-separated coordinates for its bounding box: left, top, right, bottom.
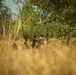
16, 0, 76, 43
19, 3, 45, 39
30, 0, 76, 38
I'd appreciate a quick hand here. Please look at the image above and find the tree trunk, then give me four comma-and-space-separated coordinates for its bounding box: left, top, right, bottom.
2, 17, 6, 39
66, 36, 70, 45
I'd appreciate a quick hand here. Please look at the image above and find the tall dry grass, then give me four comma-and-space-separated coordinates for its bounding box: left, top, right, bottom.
0, 39, 76, 75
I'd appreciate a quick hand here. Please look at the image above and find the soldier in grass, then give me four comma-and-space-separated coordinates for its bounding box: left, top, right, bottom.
32, 34, 37, 48
38, 35, 43, 44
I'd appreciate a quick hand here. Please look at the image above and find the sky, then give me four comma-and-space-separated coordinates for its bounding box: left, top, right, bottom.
5, 0, 17, 12
4, 0, 19, 20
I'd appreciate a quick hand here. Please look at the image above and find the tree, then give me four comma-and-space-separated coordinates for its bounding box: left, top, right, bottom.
0, 0, 12, 39
29, 0, 76, 44
13, 0, 76, 44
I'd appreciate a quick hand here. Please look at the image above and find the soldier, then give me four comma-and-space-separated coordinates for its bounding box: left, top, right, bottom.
32, 34, 37, 48
38, 35, 43, 44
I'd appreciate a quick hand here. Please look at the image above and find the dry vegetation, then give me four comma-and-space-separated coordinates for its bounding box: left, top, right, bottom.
0, 39, 76, 75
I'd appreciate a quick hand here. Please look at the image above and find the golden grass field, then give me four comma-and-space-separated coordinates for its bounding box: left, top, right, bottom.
0, 39, 76, 75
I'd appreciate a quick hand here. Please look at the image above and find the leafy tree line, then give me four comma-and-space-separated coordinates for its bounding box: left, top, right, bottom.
15, 0, 76, 44
0, 0, 76, 44
29, 0, 76, 38
0, 0, 13, 39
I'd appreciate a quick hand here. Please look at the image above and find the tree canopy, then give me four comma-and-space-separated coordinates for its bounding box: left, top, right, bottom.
28, 0, 76, 39
0, 0, 75, 44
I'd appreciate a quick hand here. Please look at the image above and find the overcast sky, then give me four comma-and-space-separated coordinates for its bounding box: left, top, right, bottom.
4, 0, 18, 20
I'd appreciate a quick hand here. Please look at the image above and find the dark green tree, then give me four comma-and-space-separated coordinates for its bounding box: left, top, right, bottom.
29, 0, 76, 43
